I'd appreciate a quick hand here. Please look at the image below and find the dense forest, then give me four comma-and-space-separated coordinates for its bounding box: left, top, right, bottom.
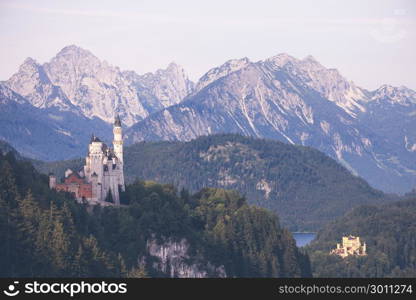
307, 196, 416, 277
0, 149, 310, 277
35, 134, 396, 231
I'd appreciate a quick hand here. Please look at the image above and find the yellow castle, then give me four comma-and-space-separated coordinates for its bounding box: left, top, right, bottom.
330, 235, 367, 258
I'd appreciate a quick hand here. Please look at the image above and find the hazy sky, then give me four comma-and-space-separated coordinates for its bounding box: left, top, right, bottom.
1, 0, 415, 90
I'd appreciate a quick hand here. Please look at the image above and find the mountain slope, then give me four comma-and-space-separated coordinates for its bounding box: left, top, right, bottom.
0, 83, 112, 160
42, 45, 153, 125
6, 57, 77, 111
131, 62, 195, 107
354, 85, 416, 192
36, 134, 395, 230
125, 54, 416, 193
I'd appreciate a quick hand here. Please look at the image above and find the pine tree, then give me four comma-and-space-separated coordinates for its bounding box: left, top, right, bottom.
127, 266, 148, 278
116, 253, 127, 277
72, 245, 88, 277
0, 159, 20, 276
0, 194, 10, 276
50, 218, 71, 273
15, 191, 41, 275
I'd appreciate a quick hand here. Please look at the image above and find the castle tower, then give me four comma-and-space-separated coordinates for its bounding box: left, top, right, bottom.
113, 115, 123, 163
87, 135, 106, 184
113, 115, 125, 192
49, 173, 56, 189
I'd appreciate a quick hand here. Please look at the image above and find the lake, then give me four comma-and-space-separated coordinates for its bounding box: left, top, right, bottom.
292, 232, 316, 247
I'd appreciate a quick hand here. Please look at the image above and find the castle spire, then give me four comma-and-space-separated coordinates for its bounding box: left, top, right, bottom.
114, 114, 121, 127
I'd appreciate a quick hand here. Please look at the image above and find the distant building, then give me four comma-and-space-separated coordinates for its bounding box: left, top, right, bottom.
49, 115, 125, 205
330, 235, 367, 258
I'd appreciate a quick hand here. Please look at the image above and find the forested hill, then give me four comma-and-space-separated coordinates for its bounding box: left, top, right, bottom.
36, 134, 396, 231
307, 196, 416, 277
0, 140, 22, 159
0, 149, 311, 277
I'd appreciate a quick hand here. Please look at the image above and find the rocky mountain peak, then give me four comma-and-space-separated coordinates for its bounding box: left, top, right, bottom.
4, 45, 196, 126
55, 44, 97, 60
21, 57, 40, 67
264, 53, 297, 68
303, 55, 318, 62
195, 57, 251, 92
372, 84, 416, 104
13, 57, 49, 83
263, 53, 367, 116
5, 56, 74, 109
44, 45, 150, 125
138, 62, 194, 107
166, 61, 181, 70
45, 45, 109, 81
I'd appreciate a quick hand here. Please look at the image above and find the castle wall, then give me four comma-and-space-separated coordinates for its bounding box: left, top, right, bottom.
51, 116, 125, 206
102, 169, 120, 205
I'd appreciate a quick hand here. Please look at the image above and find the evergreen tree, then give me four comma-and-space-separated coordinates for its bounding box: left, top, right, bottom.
127, 266, 148, 278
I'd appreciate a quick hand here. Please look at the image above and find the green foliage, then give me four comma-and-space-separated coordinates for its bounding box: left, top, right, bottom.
307, 198, 416, 277
36, 134, 394, 231
0, 151, 311, 278
190, 188, 310, 277
0, 151, 121, 277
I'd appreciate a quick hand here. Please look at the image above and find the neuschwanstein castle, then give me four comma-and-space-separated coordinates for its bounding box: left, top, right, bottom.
49, 115, 125, 205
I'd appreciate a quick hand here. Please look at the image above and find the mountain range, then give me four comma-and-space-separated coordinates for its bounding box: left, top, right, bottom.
1, 45, 415, 193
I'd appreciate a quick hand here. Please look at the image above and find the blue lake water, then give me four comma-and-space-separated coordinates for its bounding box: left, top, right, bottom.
292, 232, 316, 247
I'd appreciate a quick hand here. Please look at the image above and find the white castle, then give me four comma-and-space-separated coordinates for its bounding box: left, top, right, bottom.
49, 115, 125, 205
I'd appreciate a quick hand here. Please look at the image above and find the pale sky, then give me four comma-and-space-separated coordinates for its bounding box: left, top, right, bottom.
1, 0, 415, 90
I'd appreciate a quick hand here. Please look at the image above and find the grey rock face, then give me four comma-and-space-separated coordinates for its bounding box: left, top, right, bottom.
6, 57, 76, 112
145, 237, 226, 278
6, 45, 194, 127
43, 45, 173, 126
194, 57, 250, 93
135, 62, 194, 107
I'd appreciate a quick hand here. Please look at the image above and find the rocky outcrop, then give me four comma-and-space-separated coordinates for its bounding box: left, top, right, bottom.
6, 57, 77, 112
134, 62, 194, 107
144, 237, 226, 278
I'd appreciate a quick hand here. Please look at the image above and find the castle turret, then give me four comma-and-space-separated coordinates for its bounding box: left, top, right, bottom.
88, 135, 105, 183
65, 168, 73, 178
113, 115, 123, 163
49, 173, 56, 189
113, 114, 125, 192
